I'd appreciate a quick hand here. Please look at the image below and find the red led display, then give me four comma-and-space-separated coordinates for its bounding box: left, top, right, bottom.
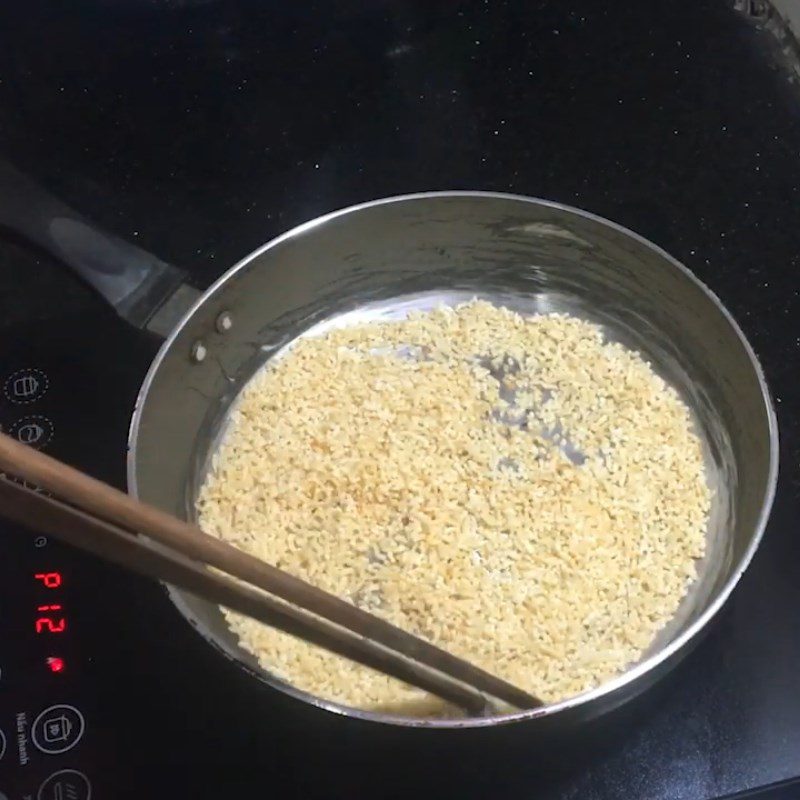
34, 571, 66, 635
35, 617, 66, 634
46, 656, 65, 673
35, 572, 62, 588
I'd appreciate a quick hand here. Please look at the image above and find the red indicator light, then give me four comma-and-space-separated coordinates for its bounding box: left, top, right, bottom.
34, 572, 62, 588
46, 656, 65, 673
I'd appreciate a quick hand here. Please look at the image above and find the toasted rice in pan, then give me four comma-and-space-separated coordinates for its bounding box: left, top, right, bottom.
197, 300, 710, 717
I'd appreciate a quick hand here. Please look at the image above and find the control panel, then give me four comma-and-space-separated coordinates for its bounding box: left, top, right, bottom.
0, 364, 93, 799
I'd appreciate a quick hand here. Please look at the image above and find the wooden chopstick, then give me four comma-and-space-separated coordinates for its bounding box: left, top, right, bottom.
0, 433, 541, 711
0, 476, 493, 715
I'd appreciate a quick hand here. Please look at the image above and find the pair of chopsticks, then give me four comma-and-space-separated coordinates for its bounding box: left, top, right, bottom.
0, 433, 540, 716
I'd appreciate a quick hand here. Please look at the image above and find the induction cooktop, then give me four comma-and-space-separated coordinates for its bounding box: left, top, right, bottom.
0, 1, 799, 798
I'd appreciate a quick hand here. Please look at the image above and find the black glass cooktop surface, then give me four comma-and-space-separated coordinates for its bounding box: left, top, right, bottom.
1, 2, 799, 798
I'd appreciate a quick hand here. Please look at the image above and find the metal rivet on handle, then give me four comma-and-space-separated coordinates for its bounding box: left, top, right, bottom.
215, 311, 233, 333
191, 341, 207, 363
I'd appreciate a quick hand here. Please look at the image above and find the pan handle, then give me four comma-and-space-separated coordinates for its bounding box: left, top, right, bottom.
0, 159, 188, 329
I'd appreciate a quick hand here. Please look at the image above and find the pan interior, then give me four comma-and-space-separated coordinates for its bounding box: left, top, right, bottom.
190, 287, 733, 670
128, 194, 773, 725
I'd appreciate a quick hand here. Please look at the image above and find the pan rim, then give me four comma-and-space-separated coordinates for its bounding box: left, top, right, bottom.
127, 190, 780, 729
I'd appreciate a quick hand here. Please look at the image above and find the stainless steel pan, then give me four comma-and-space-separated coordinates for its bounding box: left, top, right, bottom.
0, 166, 778, 729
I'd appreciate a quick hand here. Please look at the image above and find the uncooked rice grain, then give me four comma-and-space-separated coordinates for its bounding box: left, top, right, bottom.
196, 300, 710, 717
